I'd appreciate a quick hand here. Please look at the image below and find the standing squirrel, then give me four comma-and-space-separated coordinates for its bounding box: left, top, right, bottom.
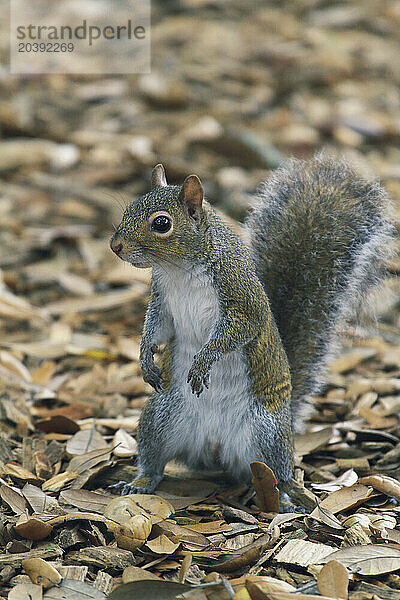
109, 154, 392, 505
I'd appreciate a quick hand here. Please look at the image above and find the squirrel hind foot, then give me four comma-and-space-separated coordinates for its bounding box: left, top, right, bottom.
107, 475, 161, 496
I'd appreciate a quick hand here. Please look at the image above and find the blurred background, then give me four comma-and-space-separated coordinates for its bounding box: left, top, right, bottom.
0, 0, 399, 438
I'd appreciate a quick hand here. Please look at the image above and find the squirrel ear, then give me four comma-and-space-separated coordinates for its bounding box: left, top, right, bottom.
180, 174, 203, 221
151, 164, 167, 189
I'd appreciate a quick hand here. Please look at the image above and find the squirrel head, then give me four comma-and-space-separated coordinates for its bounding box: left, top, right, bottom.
110, 164, 205, 268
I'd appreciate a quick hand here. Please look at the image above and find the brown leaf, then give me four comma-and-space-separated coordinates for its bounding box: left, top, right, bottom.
8, 583, 43, 600
66, 428, 108, 457
323, 545, 400, 575
122, 566, 160, 583
295, 427, 333, 456
250, 461, 279, 512
104, 494, 174, 526
14, 516, 53, 541
36, 415, 80, 434
112, 429, 138, 458
317, 560, 349, 599
178, 554, 192, 583
275, 539, 336, 567
22, 557, 61, 587
22, 483, 58, 513
41, 471, 79, 492
59, 489, 112, 513
146, 534, 180, 554
358, 474, 400, 501
0, 483, 29, 515
114, 515, 152, 551
183, 520, 232, 534
5, 463, 41, 485
309, 484, 374, 516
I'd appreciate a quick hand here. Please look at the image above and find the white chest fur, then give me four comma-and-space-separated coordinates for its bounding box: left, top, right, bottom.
154, 265, 254, 476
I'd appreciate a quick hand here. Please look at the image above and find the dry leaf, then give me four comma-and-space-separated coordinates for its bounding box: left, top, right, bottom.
317, 560, 349, 599
146, 534, 180, 554
104, 494, 174, 525
184, 520, 232, 534
66, 428, 108, 457
22, 483, 58, 513
0, 350, 31, 382
179, 554, 192, 583
41, 470, 79, 492
59, 489, 112, 513
31, 361, 57, 385
108, 581, 192, 600
310, 484, 374, 516
14, 515, 53, 541
323, 545, 400, 575
358, 474, 400, 501
237, 576, 296, 593
8, 583, 43, 600
250, 461, 279, 512
311, 469, 358, 492
329, 349, 377, 373
295, 427, 333, 456
274, 539, 336, 567
5, 463, 40, 484
22, 557, 61, 588
122, 566, 161, 583
112, 429, 138, 458
114, 514, 152, 551
0, 483, 29, 515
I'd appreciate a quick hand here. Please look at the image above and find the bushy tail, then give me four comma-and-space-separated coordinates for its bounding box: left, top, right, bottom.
246, 154, 394, 431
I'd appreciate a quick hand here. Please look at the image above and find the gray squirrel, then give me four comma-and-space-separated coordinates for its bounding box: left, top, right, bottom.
109, 154, 393, 507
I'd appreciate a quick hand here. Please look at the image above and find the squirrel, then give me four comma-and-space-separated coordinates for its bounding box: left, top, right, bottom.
109, 154, 393, 506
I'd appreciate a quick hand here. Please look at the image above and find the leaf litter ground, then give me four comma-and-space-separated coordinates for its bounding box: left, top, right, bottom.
1, 0, 400, 598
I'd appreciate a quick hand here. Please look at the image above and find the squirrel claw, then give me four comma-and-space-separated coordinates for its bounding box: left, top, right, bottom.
107, 476, 157, 495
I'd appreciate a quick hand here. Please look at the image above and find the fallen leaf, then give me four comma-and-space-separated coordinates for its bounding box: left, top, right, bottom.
317, 560, 349, 599
122, 566, 161, 583
104, 494, 174, 525
274, 539, 336, 567
59, 489, 112, 513
8, 583, 43, 600
0, 483, 29, 515
323, 545, 400, 575
108, 580, 193, 600
44, 579, 107, 599
41, 471, 79, 492
66, 428, 108, 457
309, 484, 374, 516
114, 514, 153, 551
22, 557, 61, 587
311, 469, 358, 492
295, 427, 333, 456
36, 415, 80, 434
22, 483, 58, 513
14, 516, 53, 541
250, 461, 279, 512
146, 534, 180, 554
183, 520, 232, 534
178, 554, 192, 583
5, 463, 40, 485
358, 474, 400, 501
113, 428, 138, 458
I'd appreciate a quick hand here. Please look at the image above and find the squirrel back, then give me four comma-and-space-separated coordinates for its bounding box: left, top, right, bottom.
246, 154, 394, 432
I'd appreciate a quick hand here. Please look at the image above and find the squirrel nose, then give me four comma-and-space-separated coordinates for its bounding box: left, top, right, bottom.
110, 234, 124, 256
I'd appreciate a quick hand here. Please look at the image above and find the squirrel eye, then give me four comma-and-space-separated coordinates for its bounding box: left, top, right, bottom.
150, 214, 172, 235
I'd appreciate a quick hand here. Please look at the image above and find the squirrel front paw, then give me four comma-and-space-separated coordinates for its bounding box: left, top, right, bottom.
187, 353, 212, 396
140, 344, 163, 392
